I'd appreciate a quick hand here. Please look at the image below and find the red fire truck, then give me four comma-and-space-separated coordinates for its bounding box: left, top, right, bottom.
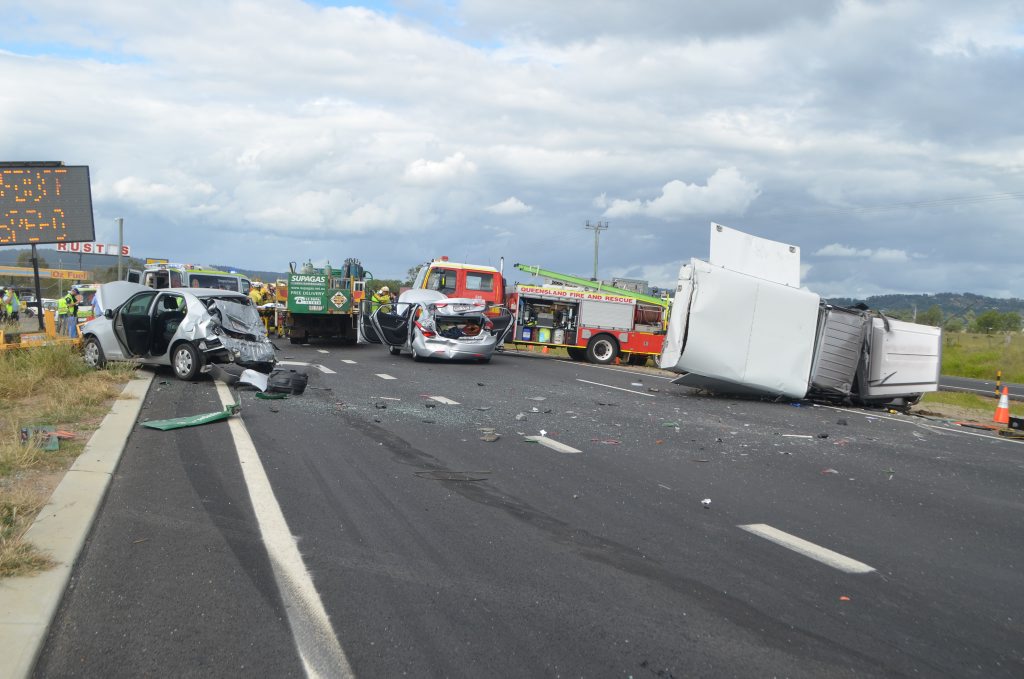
508, 264, 669, 365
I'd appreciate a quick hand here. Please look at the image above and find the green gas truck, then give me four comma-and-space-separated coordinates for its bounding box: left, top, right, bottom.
284, 258, 370, 344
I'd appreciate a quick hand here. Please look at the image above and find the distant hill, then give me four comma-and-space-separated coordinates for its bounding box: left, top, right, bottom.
824, 292, 1024, 322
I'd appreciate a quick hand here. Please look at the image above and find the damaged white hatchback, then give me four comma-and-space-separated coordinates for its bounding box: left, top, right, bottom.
81, 281, 276, 380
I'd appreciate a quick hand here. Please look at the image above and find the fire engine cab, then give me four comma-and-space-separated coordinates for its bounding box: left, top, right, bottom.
411, 257, 507, 309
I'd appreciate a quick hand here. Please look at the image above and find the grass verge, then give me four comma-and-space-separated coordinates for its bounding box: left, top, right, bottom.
942, 333, 1024, 383
916, 390, 1024, 421
0, 343, 136, 578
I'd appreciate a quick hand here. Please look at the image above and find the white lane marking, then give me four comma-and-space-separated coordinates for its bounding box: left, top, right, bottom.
376, 373, 397, 380
277, 360, 334, 374
215, 384, 354, 678
316, 349, 330, 354
524, 435, 582, 454
576, 378, 656, 397
341, 359, 357, 364
739, 524, 875, 574
816, 403, 1024, 446
427, 396, 460, 405
586, 364, 675, 380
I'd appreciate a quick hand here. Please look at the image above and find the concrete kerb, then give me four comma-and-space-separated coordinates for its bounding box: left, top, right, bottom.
0, 368, 155, 679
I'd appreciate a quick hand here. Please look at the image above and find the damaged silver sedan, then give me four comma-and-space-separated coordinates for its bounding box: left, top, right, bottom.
81, 281, 276, 380
362, 289, 513, 362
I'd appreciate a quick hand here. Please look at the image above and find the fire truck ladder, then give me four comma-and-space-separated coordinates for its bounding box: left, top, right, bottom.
513, 263, 669, 308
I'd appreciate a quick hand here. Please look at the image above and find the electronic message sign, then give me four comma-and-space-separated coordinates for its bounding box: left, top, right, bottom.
0, 164, 95, 246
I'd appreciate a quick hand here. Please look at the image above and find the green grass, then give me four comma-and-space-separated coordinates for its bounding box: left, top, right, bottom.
920, 390, 1024, 417
942, 333, 1024, 382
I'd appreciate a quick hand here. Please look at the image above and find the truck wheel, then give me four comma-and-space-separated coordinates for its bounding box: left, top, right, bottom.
566, 347, 586, 361
289, 332, 308, 345
172, 342, 202, 380
586, 335, 618, 365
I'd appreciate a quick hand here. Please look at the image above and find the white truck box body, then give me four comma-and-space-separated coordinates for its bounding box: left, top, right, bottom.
659, 259, 820, 399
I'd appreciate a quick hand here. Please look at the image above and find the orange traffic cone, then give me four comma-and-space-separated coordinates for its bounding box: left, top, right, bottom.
541, 345, 549, 354
994, 386, 1010, 425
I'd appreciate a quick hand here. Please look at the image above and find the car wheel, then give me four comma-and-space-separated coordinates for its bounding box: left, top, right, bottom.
586, 335, 618, 365
82, 336, 106, 369
388, 346, 402, 355
172, 342, 202, 380
411, 350, 424, 362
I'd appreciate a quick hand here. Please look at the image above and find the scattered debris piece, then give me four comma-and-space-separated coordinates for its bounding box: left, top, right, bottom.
648, 387, 660, 393
132, 538, 149, 545
476, 406, 492, 411
269, 407, 280, 413
655, 440, 664, 445
375, 402, 388, 409
425, 402, 437, 409
255, 392, 288, 400
782, 434, 813, 439
591, 439, 621, 445
822, 468, 840, 475
480, 433, 501, 442
662, 422, 680, 427
883, 467, 895, 480
142, 403, 240, 430
597, 401, 618, 406
790, 402, 802, 407
539, 429, 547, 436
839, 596, 851, 602
658, 484, 672, 490
422, 419, 436, 424
376, 396, 402, 401
20, 426, 59, 451
817, 433, 829, 439
837, 418, 848, 426
694, 459, 710, 462
526, 396, 547, 401
701, 498, 711, 508
530, 407, 540, 413
477, 382, 485, 386
631, 382, 643, 387
515, 412, 528, 421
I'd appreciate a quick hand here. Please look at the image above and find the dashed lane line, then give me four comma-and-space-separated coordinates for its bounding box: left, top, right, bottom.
739, 523, 875, 574
278, 360, 336, 375
376, 373, 397, 380
576, 378, 656, 397
215, 383, 354, 678
524, 435, 582, 454
316, 349, 329, 354
341, 359, 357, 364
426, 396, 460, 405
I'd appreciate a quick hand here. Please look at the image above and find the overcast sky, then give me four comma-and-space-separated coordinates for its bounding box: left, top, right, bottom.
2, 0, 1022, 297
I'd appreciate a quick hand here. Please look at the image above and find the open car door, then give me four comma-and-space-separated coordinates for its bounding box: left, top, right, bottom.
113, 290, 158, 357
488, 305, 515, 342
370, 303, 413, 347
357, 299, 383, 344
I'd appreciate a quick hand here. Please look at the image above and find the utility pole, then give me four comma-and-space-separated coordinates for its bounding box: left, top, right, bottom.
584, 220, 609, 281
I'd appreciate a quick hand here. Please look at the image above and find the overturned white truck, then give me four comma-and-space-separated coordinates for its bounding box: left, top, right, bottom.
659, 224, 941, 406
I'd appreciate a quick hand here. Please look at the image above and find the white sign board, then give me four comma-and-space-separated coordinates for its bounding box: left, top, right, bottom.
56, 241, 131, 256
708, 223, 800, 288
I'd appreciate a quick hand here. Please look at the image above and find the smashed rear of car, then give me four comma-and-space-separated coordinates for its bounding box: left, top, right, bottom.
202, 295, 276, 369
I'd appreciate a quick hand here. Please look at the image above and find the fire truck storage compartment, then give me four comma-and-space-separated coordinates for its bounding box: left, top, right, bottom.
579, 299, 633, 331
517, 297, 579, 342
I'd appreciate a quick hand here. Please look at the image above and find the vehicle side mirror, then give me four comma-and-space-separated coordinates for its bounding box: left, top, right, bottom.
104, 309, 114, 319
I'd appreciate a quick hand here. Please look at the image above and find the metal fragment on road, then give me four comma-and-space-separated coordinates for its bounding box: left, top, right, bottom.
523, 435, 581, 454
415, 470, 490, 482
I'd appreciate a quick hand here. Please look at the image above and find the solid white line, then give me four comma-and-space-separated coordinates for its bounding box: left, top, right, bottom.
524, 435, 582, 454
576, 378, 656, 397
215, 384, 353, 678
427, 396, 460, 405
586, 364, 675, 380
376, 373, 396, 380
739, 523, 875, 574
815, 403, 1024, 446
341, 359, 357, 364
316, 349, 329, 354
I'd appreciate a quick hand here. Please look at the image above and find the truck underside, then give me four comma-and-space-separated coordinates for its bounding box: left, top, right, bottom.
287, 313, 358, 344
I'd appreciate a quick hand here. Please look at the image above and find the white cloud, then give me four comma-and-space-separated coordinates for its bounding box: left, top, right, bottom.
403, 153, 478, 186
601, 168, 760, 220
485, 196, 532, 215
815, 243, 872, 257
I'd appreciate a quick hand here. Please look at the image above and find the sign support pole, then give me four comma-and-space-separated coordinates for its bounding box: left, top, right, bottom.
116, 217, 124, 281
30, 244, 44, 330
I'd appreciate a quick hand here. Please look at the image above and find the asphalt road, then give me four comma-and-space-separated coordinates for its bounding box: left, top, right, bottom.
37, 344, 1024, 678
940, 374, 1024, 400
